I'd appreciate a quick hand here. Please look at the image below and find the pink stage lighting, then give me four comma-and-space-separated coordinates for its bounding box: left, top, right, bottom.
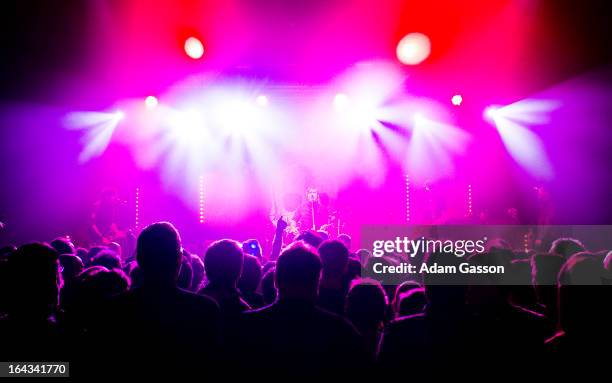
64, 110, 126, 163
484, 100, 557, 179
451, 94, 463, 106
396, 33, 431, 65
135, 187, 140, 229
184, 37, 204, 59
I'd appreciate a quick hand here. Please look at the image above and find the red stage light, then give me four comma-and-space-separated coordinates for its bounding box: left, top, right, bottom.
396, 33, 431, 65
184, 37, 204, 59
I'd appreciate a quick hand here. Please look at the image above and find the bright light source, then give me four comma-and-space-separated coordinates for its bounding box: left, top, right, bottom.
114, 111, 125, 121
451, 94, 463, 106
63, 110, 125, 163
184, 37, 204, 59
484, 100, 556, 179
145, 96, 158, 109
169, 109, 206, 141
183, 109, 204, 128
255, 95, 269, 107
484, 105, 500, 122
396, 33, 431, 65
216, 100, 258, 135
408, 113, 471, 183
413, 113, 425, 125
333, 93, 350, 111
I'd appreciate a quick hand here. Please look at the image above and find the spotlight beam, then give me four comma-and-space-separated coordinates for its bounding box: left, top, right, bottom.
64, 111, 124, 162
484, 100, 557, 179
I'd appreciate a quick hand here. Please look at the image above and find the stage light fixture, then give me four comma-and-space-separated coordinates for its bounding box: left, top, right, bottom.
114, 111, 125, 121
484, 105, 500, 122
145, 96, 158, 109
451, 94, 463, 106
483, 100, 556, 179
184, 37, 204, 59
64, 110, 125, 162
396, 33, 431, 65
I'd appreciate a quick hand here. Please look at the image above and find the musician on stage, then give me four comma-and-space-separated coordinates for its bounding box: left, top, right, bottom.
294, 188, 329, 231
90, 188, 123, 246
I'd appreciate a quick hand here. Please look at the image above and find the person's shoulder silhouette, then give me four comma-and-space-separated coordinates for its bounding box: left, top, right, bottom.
91, 222, 221, 377
236, 242, 364, 375
0, 243, 64, 361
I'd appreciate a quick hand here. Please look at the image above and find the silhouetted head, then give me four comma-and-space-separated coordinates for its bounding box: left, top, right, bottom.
398, 287, 427, 317
465, 252, 510, 309
177, 252, 193, 290
204, 239, 243, 288
365, 256, 392, 284
356, 249, 371, 266
238, 254, 262, 294
316, 230, 330, 241
86, 246, 106, 266
344, 257, 362, 287
6, 243, 60, 320
75, 266, 130, 305
508, 258, 537, 307
275, 242, 321, 302
128, 261, 144, 289
91, 250, 122, 270
136, 222, 182, 287
345, 279, 387, 332
107, 242, 122, 257
484, 238, 512, 252
530, 252, 565, 308
550, 238, 585, 258
318, 239, 349, 278
50, 237, 75, 255
75, 248, 88, 263
190, 254, 205, 292
0, 245, 17, 259
337, 234, 352, 250
558, 252, 609, 335
295, 230, 324, 248
59, 254, 84, 282
392, 280, 422, 313
604, 250, 612, 272
422, 251, 468, 315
